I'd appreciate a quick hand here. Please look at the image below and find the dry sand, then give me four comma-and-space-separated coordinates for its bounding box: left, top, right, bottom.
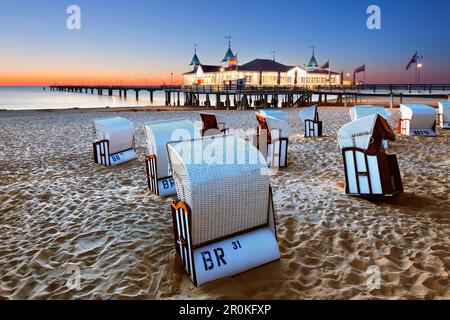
0, 106, 449, 300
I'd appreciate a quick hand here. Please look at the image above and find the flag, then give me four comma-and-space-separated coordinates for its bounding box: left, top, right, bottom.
354, 64, 366, 74
406, 52, 418, 70
229, 54, 238, 66
320, 61, 330, 69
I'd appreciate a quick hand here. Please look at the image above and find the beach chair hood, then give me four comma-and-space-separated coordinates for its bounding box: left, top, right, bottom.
144, 119, 200, 179
438, 102, 450, 125
258, 109, 288, 122
167, 135, 269, 247
93, 117, 134, 155
261, 115, 290, 138
349, 106, 392, 123
338, 114, 395, 152
299, 105, 318, 123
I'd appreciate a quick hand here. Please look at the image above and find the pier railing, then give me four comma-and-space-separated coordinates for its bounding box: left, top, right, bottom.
50, 83, 450, 94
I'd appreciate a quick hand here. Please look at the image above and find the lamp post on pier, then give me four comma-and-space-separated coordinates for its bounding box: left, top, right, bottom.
417, 63, 423, 85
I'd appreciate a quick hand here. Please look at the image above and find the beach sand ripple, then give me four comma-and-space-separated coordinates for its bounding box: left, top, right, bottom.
0, 107, 449, 299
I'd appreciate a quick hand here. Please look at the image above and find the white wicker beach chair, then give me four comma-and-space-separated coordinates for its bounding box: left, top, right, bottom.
200, 113, 229, 137
299, 105, 322, 137
167, 135, 280, 286
398, 104, 437, 136
144, 119, 200, 196
438, 102, 450, 129
255, 111, 289, 168
92, 117, 137, 166
349, 105, 393, 148
338, 114, 403, 198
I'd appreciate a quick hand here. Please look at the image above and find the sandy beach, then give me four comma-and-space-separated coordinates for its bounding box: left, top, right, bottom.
0, 106, 449, 300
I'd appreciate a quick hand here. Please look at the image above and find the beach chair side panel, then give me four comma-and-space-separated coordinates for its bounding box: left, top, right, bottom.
382, 154, 404, 194
397, 119, 410, 136
342, 148, 383, 195
439, 111, 450, 129
171, 202, 197, 285
256, 129, 288, 168
267, 137, 289, 168
304, 120, 323, 137
145, 155, 177, 196
93, 140, 111, 166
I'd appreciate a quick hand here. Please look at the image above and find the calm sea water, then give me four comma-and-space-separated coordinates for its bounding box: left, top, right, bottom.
1, 86, 330, 111
0, 86, 168, 110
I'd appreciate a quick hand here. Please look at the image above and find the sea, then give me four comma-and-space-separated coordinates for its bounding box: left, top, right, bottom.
0, 86, 330, 111
0, 86, 169, 110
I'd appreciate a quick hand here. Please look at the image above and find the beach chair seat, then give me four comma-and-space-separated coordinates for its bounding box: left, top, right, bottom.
200, 113, 229, 137
438, 102, 450, 129
92, 117, 137, 166
398, 104, 437, 136
144, 119, 200, 196
349, 105, 392, 148
167, 135, 280, 286
255, 110, 289, 168
338, 114, 403, 198
299, 105, 323, 137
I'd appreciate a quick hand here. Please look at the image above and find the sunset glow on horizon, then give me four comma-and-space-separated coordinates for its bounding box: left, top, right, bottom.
1, 0, 449, 86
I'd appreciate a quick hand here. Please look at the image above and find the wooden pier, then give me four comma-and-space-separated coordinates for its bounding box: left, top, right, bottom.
49, 85, 180, 103
49, 84, 450, 109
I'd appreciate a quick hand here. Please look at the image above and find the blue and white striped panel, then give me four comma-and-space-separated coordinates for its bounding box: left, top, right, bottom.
268, 140, 288, 168
146, 157, 158, 194
305, 121, 320, 137
94, 141, 110, 166
175, 207, 194, 282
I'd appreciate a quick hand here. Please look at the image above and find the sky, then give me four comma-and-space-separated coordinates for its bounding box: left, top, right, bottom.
0, 0, 449, 85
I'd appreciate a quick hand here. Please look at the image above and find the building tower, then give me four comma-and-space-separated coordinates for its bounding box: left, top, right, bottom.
307, 46, 319, 69
222, 35, 235, 64
190, 43, 201, 68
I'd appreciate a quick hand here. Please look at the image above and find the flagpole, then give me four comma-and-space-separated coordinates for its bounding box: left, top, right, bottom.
364, 64, 366, 86
415, 61, 418, 84
328, 61, 331, 84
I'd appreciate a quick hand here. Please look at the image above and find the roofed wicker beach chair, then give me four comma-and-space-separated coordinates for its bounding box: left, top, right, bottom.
299, 105, 322, 137
144, 119, 200, 196
200, 113, 229, 137
167, 135, 280, 286
398, 104, 437, 136
255, 110, 289, 168
438, 102, 450, 129
349, 105, 392, 123
92, 117, 137, 166
350, 105, 393, 148
338, 114, 403, 198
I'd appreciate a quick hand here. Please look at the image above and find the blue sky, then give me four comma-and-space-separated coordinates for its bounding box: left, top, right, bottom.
0, 0, 449, 84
